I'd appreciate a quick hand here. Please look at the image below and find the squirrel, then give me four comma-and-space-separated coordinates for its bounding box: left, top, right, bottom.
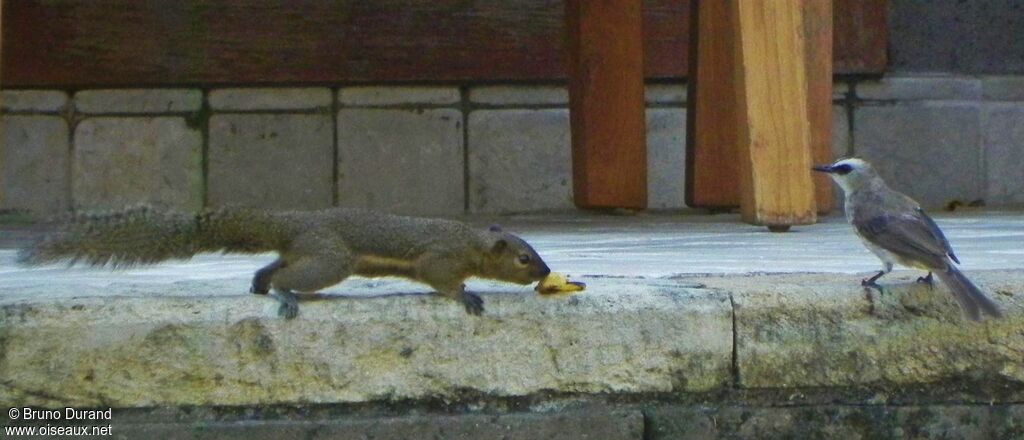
17, 205, 552, 318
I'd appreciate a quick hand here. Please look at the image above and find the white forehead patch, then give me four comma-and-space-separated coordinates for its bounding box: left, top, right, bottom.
833, 157, 868, 169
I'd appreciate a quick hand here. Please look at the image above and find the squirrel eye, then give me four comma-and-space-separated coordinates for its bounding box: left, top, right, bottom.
517, 254, 531, 264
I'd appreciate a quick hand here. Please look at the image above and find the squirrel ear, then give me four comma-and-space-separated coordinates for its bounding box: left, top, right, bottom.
489, 224, 503, 232
491, 238, 508, 253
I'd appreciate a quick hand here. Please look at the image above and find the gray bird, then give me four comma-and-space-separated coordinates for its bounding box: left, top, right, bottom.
813, 158, 1003, 321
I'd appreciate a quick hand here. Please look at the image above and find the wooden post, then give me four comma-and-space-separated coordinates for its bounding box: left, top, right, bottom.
687, 0, 833, 222
731, 0, 817, 229
565, 0, 647, 210
803, 0, 835, 214
685, 0, 741, 209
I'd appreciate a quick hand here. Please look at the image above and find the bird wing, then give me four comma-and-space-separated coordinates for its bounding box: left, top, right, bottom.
916, 208, 960, 264
854, 208, 953, 269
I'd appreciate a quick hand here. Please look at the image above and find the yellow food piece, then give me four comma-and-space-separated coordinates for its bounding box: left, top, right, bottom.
535, 272, 586, 295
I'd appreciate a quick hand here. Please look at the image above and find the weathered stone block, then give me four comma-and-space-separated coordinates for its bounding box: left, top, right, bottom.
339, 87, 460, 106
646, 108, 686, 210
75, 89, 202, 114
468, 109, 573, 213
645, 84, 687, 105
833, 81, 851, 100
983, 103, 1024, 206
336, 109, 464, 215
209, 88, 331, 111
72, 117, 202, 211
469, 86, 568, 106
208, 114, 333, 210
853, 102, 982, 207
1, 90, 68, 112
0, 276, 733, 407
646, 404, 1024, 440
709, 272, 1024, 390
0, 116, 70, 216
856, 76, 982, 101
982, 76, 1024, 101
112, 409, 643, 440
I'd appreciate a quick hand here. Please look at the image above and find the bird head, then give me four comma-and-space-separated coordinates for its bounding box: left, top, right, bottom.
812, 157, 880, 194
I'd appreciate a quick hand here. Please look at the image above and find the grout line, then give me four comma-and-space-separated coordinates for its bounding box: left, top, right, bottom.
729, 292, 740, 389
332, 88, 340, 207
460, 86, 471, 214
64, 91, 77, 215
640, 409, 654, 440
199, 89, 212, 209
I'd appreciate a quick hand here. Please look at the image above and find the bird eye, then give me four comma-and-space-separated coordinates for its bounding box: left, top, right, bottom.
517, 254, 531, 265
834, 164, 853, 175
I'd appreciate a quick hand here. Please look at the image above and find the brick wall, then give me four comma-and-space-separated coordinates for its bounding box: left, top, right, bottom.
2, 76, 1023, 218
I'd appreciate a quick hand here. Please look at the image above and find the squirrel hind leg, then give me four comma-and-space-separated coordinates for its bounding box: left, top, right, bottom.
263, 233, 354, 319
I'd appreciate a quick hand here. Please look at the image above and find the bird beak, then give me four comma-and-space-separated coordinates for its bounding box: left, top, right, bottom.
811, 165, 833, 173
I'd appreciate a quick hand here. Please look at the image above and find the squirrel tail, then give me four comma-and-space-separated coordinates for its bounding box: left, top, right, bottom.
17, 205, 288, 268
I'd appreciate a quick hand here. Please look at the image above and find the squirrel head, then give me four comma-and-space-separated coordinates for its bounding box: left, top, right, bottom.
481, 230, 550, 285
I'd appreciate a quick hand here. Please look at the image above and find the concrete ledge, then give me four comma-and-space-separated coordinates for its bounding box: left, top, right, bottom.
94, 408, 644, 440
702, 272, 1024, 393
338, 87, 461, 106
0, 90, 68, 113
209, 88, 332, 111
646, 403, 1024, 439
3, 268, 1022, 410
75, 89, 202, 114
856, 76, 982, 101
469, 86, 568, 106
0, 276, 732, 407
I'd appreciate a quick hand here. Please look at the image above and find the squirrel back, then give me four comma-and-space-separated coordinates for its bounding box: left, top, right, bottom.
17, 205, 291, 267
18, 205, 552, 317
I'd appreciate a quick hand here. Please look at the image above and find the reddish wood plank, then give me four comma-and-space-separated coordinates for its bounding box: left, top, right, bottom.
0, 0, 884, 87
566, 0, 647, 210
804, 0, 836, 214
834, 0, 888, 73
685, 0, 741, 208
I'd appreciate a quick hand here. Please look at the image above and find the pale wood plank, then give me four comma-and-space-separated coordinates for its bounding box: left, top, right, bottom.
731, 0, 817, 227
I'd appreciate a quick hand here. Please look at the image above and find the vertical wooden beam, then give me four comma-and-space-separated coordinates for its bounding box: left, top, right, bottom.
1, 0, 4, 90
731, 0, 817, 228
686, 0, 741, 209
803, 0, 835, 214
566, 0, 647, 210
687, 0, 833, 219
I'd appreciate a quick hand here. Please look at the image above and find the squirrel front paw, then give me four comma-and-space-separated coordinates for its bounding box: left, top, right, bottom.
461, 292, 485, 316
278, 301, 299, 319
273, 290, 300, 319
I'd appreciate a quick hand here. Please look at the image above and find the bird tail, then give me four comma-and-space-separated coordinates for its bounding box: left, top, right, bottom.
935, 265, 1004, 321
17, 205, 288, 268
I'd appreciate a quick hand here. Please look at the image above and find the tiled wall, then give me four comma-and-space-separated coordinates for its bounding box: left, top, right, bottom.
2, 76, 1023, 218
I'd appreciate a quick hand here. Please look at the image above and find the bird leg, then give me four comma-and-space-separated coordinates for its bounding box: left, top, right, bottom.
861, 270, 886, 295
915, 271, 934, 288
